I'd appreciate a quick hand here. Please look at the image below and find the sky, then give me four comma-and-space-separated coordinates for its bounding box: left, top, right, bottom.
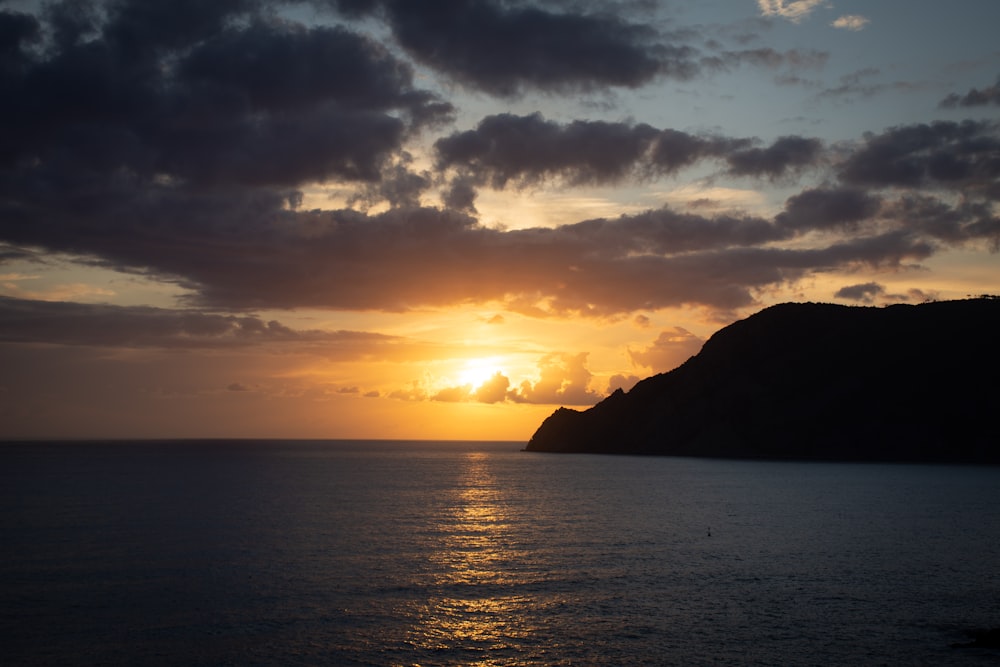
1, 0, 998, 441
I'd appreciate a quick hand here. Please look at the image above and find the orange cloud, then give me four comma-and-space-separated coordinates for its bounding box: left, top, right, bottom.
474, 372, 511, 403
607, 373, 641, 393
511, 352, 600, 405
421, 352, 604, 406
628, 327, 704, 372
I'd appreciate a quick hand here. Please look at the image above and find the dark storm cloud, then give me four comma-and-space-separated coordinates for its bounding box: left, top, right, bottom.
838, 120, 1000, 196
0, 295, 397, 350
323, 1, 832, 97
881, 196, 1000, 246
566, 208, 785, 254
122, 203, 934, 315
372, 0, 696, 96
940, 76, 1000, 108
434, 113, 821, 187
101, 0, 263, 55
776, 187, 882, 231
2, 1, 998, 322
0, 243, 41, 263
435, 113, 663, 187
0, 8, 39, 59
0, 164, 963, 318
3, 128, 933, 317
348, 155, 433, 210
0, 0, 452, 198
725, 135, 823, 179
833, 282, 934, 305
649, 130, 751, 174
441, 175, 479, 213
155, 103, 411, 187
834, 282, 884, 303
177, 21, 430, 113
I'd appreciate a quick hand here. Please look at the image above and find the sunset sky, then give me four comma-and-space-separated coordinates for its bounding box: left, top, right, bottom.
1, 0, 998, 440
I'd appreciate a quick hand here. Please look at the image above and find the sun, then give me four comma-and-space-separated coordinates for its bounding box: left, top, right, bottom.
456, 357, 504, 389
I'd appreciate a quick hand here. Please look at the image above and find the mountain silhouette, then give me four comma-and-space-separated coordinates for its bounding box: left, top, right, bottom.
526, 298, 1000, 462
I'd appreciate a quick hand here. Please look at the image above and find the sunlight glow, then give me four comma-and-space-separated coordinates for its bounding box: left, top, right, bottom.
456, 357, 506, 389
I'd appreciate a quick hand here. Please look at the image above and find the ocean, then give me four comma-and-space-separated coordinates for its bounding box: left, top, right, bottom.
2, 439, 999, 666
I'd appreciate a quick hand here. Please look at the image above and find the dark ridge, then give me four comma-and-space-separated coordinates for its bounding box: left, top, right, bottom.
526, 298, 1000, 462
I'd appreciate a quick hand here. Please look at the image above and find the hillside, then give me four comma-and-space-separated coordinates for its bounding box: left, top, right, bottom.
525, 298, 1000, 462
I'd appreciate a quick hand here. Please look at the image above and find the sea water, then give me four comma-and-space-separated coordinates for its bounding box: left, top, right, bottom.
2, 440, 999, 666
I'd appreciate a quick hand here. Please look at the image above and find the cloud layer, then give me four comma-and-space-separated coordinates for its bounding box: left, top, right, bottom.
1, 0, 998, 419
1, 2, 998, 319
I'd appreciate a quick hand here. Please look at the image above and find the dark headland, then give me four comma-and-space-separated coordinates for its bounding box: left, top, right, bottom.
526, 298, 1000, 462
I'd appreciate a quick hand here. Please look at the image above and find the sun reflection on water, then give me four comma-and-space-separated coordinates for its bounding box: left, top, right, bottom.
404, 452, 542, 663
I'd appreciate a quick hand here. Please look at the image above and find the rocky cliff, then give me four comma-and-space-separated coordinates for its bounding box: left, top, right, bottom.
526, 298, 1000, 462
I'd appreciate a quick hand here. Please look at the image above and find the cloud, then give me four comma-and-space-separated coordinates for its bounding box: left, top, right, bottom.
0, 295, 408, 356
567, 207, 785, 255
607, 374, 641, 394
837, 120, 1000, 197
3, 0, 996, 440
831, 15, 870, 31
1, 3, 998, 323
473, 372, 510, 404
703, 48, 828, 72
0, 275, 117, 302
441, 175, 479, 213
0, 273, 39, 282
428, 356, 599, 406
880, 196, 1000, 245
431, 384, 473, 402
368, 0, 697, 96
776, 187, 882, 231
511, 352, 600, 405
427, 379, 488, 404
725, 135, 824, 179
628, 327, 704, 372
435, 113, 666, 188
435, 113, 823, 187
0, 244, 42, 263
757, 0, 825, 23
815, 67, 923, 102
348, 153, 433, 210
0, 184, 980, 318
0, 1, 452, 202
336, 2, 829, 96
834, 282, 938, 304
0, 9, 40, 52
176, 20, 430, 115
834, 281, 884, 303
389, 380, 428, 401
940, 76, 1000, 108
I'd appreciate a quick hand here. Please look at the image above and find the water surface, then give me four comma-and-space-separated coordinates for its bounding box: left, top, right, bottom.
2, 440, 999, 665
